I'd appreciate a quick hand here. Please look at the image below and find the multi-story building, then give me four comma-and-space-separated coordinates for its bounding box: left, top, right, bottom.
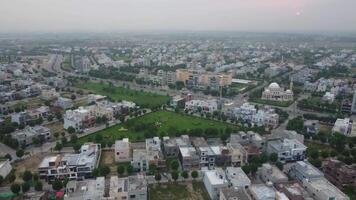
225, 167, 251, 189
226, 143, 246, 167
38, 143, 101, 181
185, 99, 218, 113
262, 82, 293, 102
203, 168, 229, 200
249, 184, 276, 200
65, 177, 105, 200
323, 159, 356, 188
146, 137, 166, 170
266, 139, 307, 162
287, 161, 323, 182
179, 146, 200, 170
176, 69, 232, 89
41, 88, 60, 101
332, 118, 352, 136
55, 97, 74, 110
302, 178, 350, 200
252, 108, 279, 129
11, 125, 51, 146
219, 188, 251, 200
131, 149, 149, 172
162, 135, 191, 158
258, 163, 288, 184
115, 138, 131, 162
232, 103, 257, 122
0, 160, 12, 178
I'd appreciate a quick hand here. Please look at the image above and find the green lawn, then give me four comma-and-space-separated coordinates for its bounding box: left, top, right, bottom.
149, 182, 210, 200
77, 82, 170, 108
79, 111, 240, 143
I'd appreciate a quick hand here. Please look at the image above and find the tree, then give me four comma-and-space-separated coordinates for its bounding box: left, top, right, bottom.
0, 175, 3, 186
54, 142, 63, 151
276, 161, 284, 170
154, 173, 162, 182
67, 126, 76, 134
5, 154, 12, 161
171, 171, 179, 181
52, 179, 63, 191
8, 174, 16, 183
71, 94, 76, 100
21, 182, 30, 193
170, 159, 180, 171
11, 183, 21, 194
92, 168, 100, 177
99, 166, 111, 177
181, 171, 189, 179
73, 143, 81, 152
308, 147, 319, 160
191, 171, 198, 179
310, 159, 322, 168
34, 181, 43, 191
117, 165, 125, 176
286, 117, 304, 133
70, 134, 78, 143
242, 165, 251, 174
22, 170, 32, 182
126, 165, 134, 175
16, 149, 24, 158
269, 153, 278, 163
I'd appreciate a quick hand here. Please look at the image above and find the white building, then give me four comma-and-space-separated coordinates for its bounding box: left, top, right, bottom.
225, 167, 251, 189
131, 149, 149, 172
267, 138, 307, 162
252, 109, 279, 129
185, 99, 218, 113
322, 92, 335, 103
302, 178, 350, 200
64, 177, 105, 200
11, 125, 51, 146
203, 169, 229, 200
332, 118, 352, 136
258, 163, 288, 184
249, 184, 276, 200
115, 138, 131, 162
41, 88, 60, 101
232, 103, 256, 122
55, 97, 74, 110
262, 82, 293, 102
0, 160, 12, 178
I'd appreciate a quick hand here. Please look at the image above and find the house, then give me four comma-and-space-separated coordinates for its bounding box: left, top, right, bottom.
114, 138, 131, 163
266, 138, 307, 162
252, 109, 279, 129
0, 159, 12, 178
11, 125, 51, 146
146, 137, 166, 170
287, 161, 323, 182
38, 143, 101, 181
274, 181, 312, 200
162, 135, 190, 158
179, 146, 200, 170
322, 92, 335, 103
127, 175, 148, 200
170, 95, 186, 108
258, 163, 288, 184
185, 99, 218, 113
225, 167, 251, 189
230, 131, 265, 150
108, 176, 128, 199
41, 88, 60, 101
87, 94, 106, 104
302, 178, 350, 200
232, 103, 257, 122
131, 149, 149, 172
55, 97, 74, 110
219, 188, 251, 200
203, 169, 229, 200
332, 118, 352, 136
249, 184, 276, 200
226, 143, 246, 167
304, 120, 320, 136
64, 177, 105, 200
323, 159, 356, 188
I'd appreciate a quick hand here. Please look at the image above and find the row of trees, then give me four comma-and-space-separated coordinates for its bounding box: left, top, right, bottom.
10, 171, 43, 195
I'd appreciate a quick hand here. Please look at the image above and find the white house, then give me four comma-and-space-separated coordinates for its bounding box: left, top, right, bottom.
114, 138, 131, 162
332, 118, 352, 136
203, 169, 229, 200
0, 160, 12, 178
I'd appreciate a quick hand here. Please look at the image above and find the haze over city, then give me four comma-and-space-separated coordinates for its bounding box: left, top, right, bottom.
1, 0, 356, 33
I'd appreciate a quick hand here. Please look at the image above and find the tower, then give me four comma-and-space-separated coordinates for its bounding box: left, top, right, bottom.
290, 77, 293, 91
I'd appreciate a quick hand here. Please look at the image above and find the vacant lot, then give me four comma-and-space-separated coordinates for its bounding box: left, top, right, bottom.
13, 153, 47, 183
79, 111, 240, 143
76, 82, 170, 108
149, 182, 210, 200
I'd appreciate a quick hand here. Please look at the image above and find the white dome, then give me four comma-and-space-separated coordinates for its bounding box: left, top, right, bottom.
269, 82, 280, 89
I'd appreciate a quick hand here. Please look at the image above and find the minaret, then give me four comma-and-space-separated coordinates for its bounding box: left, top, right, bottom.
290, 77, 293, 91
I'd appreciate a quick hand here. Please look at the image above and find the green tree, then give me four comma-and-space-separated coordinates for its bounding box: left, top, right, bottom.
171, 171, 179, 181
269, 153, 278, 163
34, 181, 43, 191
21, 182, 30, 193
276, 161, 284, 170
170, 160, 180, 171
8, 174, 16, 183
99, 166, 111, 177
22, 170, 32, 182
117, 165, 125, 176
54, 142, 63, 151
191, 170, 198, 179
11, 183, 21, 194
154, 173, 162, 182
181, 171, 189, 179
16, 149, 24, 158
70, 134, 78, 143
73, 143, 81, 152
52, 179, 63, 191
67, 126, 76, 134
126, 165, 134, 175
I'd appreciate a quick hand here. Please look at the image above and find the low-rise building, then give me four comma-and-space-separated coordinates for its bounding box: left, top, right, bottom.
287, 161, 323, 182
266, 138, 307, 162
115, 138, 131, 163
179, 146, 200, 170
55, 97, 74, 110
302, 178, 350, 200
203, 169, 229, 200
323, 159, 356, 188
64, 177, 105, 200
127, 175, 148, 200
131, 149, 149, 172
249, 184, 276, 200
274, 181, 312, 200
332, 118, 352, 136
258, 163, 288, 184
0, 159, 12, 178
252, 108, 279, 129
11, 125, 51, 146
162, 135, 191, 158
219, 188, 251, 200
225, 167, 251, 189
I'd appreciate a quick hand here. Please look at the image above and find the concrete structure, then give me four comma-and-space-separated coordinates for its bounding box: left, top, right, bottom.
288, 161, 323, 182
258, 163, 288, 184
127, 175, 147, 200
225, 167, 251, 189
179, 146, 200, 170
232, 103, 257, 122
38, 143, 101, 181
324, 159, 356, 188
0, 160, 12, 178
302, 178, 350, 200
249, 184, 276, 200
162, 135, 191, 158
203, 169, 229, 200
267, 138, 307, 162
131, 149, 149, 172
219, 188, 251, 200
55, 97, 74, 110
185, 99, 218, 113
115, 138, 131, 162
332, 118, 352, 136
11, 125, 51, 146
262, 82, 293, 102
252, 108, 279, 129
64, 177, 105, 200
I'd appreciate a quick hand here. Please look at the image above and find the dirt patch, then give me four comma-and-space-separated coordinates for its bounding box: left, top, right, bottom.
13, 153, 47, 183
100, 150, 117, 175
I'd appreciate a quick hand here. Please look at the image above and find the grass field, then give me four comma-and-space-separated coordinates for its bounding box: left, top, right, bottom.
77, 82, 170, 108
79, 111, 239, 143
149, 182, 210, 200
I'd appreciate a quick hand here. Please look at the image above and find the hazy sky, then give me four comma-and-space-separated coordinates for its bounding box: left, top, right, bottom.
1, 0, 356, 33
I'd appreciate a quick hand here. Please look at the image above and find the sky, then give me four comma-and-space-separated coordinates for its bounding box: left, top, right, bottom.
0, 0, 356, 33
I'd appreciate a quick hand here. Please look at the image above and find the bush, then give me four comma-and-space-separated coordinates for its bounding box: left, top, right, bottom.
21, 182, 30, 193
34, 181, 43, 191
191, 170, 198, 179
181, 171, 189, 179
22, 170, 32, 182
16, 149, 24, 158
117, 165, 125, 175
11, 183, 21, 194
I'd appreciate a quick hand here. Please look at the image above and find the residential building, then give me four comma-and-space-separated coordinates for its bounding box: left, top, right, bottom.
322, 92, 335, 103
351, 90, 356, 114
64, 177, 105, 200
332, 118, 352, 136
185, 99, 218, 113
38, 143, 101, 181
302, 178, 350, 200
108, 176, 128, 200
262, 82, 293, 102
304, 120, 320, 136
114, 138, 131, 163
323, 159, 356, 188
232, 103, 257, 122
287, 161, 323, 182
55, 97, 74, 110
249, 184, 276, 200
0, 159, 12, 178
131, 149, 149, 172
229, 131, 265, 150
127, 175, 148, 200
226, 143, 246, 167
146, 137, 166, 170
179, 146, 200, 170
162, 135, 191, 158
203, 168, 229, 200
275, 181, 312, 200
225, 167, 251, 189
41, 88, 60, 101
258, 163, 288, 184
11, 125, 51, 146
252, 108, 279, 129
266, 139, 307, 162
219, 188, 251, 200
